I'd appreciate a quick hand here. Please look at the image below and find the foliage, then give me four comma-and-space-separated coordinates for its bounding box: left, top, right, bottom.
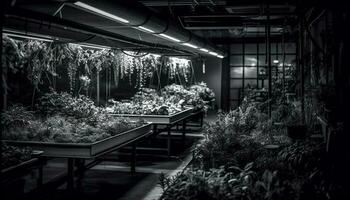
161, 163, 300, 200
2, 102, 144, 143
1, 142, 32, 170
36, 91, 98, 119
277, 140, 324, 171
1, 104, 35, 128
106, 88, 185, 115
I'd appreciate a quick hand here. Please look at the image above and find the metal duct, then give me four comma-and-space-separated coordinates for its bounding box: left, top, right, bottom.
73, 0, 224, 56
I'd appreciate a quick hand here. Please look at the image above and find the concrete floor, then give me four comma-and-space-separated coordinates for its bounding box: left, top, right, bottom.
6, 112, 218, 200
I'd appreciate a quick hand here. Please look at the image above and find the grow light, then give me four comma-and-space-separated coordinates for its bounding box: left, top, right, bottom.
200, 48, 209, 52
182, 43, 198, 49
138, 26, 155, 33
159, 33, 181, 42
209, 52, 218, 56
73, 43, 111, 50
74, 1, 130, 24
4, 32, 53, 42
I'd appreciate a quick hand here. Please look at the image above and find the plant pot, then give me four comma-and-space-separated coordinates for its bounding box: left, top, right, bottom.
287, 125, 307, 140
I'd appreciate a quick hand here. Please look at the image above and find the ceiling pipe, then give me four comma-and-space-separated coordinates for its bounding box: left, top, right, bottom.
72, 0, 224, 57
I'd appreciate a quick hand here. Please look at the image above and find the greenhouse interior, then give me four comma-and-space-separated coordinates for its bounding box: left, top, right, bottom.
1, 0, 350, 199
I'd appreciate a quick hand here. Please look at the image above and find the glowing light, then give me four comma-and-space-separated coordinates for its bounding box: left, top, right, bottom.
72, 43, 110, 50
159, 33, 181, 42
4, 33, 53, 42
209, 52, 218, 56
138, 26, 155, 33
182, 43, 198, 49
74, 1, 130, 23
273, 59, 279, 64
200, 48, 209, 52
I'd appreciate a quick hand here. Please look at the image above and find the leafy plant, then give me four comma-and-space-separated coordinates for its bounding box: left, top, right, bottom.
1, 142, 32, 169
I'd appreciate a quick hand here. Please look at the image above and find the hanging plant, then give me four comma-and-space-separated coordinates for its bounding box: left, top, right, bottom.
2, 36, 25, 73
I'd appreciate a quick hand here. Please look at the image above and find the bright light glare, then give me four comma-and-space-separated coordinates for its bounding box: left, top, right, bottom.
74, 1, 130, 23
73, 43, 110, 50
183, 43, 198, 49
4, 33, 53, 42
217, 55, 224, 58
200, 48, 209, 52
159, 33, 181, 42
209, 52, 218, 56
138, 26, 155, 33
273, 59, 279, 64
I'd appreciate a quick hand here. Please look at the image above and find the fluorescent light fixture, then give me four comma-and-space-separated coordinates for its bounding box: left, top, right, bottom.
183, 43, 198, 49
138, 26, 155, 33
273, 59, 279, 64
4, 33, 54, 42
209, 52, 218, 56
74, 1, 129, 24
72, 43, 110, 50
200, 48, 209, 52
159, 33, 181, 42
217, 55, 224, 59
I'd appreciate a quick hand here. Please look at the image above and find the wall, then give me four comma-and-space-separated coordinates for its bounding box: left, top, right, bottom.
192, 56, 222, 109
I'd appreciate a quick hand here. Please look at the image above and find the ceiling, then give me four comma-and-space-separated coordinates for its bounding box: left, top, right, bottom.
137, 0, 300, 42
3, 0, 306, 56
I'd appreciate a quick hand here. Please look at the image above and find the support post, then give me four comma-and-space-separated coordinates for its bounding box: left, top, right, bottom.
67, 158, 75, 190
131, 142, 136, 174
167, 125, 171, 157
266, 3, 272, 118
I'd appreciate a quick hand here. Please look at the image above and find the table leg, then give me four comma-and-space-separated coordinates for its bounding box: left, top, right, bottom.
76, 159, 85, 189
182, 119, 186, 141
67, 158, 75, 190
37, 163, 43, 187
131, 142, 136, 174
167, 125, 171, 157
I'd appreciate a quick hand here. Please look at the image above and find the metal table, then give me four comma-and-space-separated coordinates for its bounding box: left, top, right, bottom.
4, 124, 152, 190
110, 108, 194, 157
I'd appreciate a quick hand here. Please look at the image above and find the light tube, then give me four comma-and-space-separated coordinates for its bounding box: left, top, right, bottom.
159, 33, 181, 42
4, 33, 53, 42
183, 43, 198, 49
217, 55, 224, 59
74, 1, 129, 24
138, 26, 155, 33
200, 48, 209, 52
72, 43, 110, 50
273, 59, 279, 64
209, 52, 218, 56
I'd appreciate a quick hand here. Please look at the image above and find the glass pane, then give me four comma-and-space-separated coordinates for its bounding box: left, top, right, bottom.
244, 79, 258, 88
244, 56, 257, 67
285, 43, 296, 53
230, 55, 243, 66
271, 43, 278, 53
230, 89, 240, 99
244, 67, 257, 78
230, 44, 243, 54
258, 67, 267, 77
259, 43, 266, 53
258, 55, 266, 66
245, 44, 257, 54
230, 67, 243, 78
230, 79, 243, 88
